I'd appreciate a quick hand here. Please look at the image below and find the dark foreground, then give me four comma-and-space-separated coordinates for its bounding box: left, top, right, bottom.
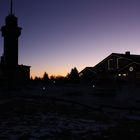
0, 84, 140, 139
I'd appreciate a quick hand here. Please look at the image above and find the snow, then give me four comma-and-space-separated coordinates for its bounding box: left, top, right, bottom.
1, 84, 140, 139
0, 112, 114, 139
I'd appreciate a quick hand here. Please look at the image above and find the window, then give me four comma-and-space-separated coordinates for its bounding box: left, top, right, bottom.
108, 59, 113, 70
123, 73, 127, 77
118, 74, 121, 77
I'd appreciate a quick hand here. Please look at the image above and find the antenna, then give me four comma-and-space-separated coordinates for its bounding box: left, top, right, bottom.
10, 0, 13, 14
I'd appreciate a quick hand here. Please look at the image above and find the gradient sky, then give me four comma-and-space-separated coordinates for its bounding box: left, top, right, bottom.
1, 0, 140, 78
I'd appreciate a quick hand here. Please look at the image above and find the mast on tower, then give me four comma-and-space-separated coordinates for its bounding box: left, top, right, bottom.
10, 0, 13, 15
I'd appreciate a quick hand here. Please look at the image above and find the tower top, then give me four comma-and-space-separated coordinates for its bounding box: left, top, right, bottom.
10, 0, 13, 15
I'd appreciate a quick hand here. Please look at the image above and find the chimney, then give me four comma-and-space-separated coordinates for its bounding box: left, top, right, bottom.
125, 51, 130, 56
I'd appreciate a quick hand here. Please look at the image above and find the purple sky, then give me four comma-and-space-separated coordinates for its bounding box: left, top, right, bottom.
1, 0, 140, 77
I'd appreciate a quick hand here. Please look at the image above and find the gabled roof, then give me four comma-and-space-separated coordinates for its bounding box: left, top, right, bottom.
80, 52, 140, 74
79, 67, 96, 74
112, 52, 140, 63
93, 51, 140, 69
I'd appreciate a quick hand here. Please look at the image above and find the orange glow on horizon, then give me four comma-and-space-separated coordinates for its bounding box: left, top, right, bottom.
31, 69, 69, 79
30, 58, 103, 79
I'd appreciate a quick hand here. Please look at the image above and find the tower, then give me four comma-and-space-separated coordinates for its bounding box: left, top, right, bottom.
1, 0, 22, 66
0, 0, 30, 83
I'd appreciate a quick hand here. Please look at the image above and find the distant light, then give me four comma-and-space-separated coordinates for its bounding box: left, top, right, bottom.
53, 81, 56, 84
42, 86, 46, 90
118, 74, 121, 77
93, 85, 95, 88
123, 73, 127, 77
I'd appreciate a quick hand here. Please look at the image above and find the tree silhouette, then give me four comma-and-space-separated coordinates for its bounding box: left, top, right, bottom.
67, 67, 79, 84
42, 72, 49, 82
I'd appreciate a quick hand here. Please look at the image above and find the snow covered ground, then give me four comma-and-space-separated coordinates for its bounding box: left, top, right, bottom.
0, 112, 114, 139
0, 84, 140, 139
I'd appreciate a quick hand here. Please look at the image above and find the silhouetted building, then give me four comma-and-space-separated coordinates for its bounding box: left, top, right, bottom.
80, 51, 140, 83
79, 67, 96, 84
0, 1, 30, 83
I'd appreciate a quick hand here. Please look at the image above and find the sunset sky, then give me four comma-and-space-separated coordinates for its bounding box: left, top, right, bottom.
1, 0, 140, 78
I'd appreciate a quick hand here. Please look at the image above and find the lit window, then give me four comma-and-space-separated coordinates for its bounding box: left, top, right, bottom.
118, 74, 121, 76
123, 73, 126, 77
123, 74, 127, 77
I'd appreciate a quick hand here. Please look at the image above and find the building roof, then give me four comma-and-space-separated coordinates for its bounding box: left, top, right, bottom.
79, 67, 96, 74
92, 51, 140, 69
112, 51, 140, 63
80, 51, 140, 74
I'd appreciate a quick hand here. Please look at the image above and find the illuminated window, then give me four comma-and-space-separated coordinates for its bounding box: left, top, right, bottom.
118, 74, 121, 77
123, 73, 127, 77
